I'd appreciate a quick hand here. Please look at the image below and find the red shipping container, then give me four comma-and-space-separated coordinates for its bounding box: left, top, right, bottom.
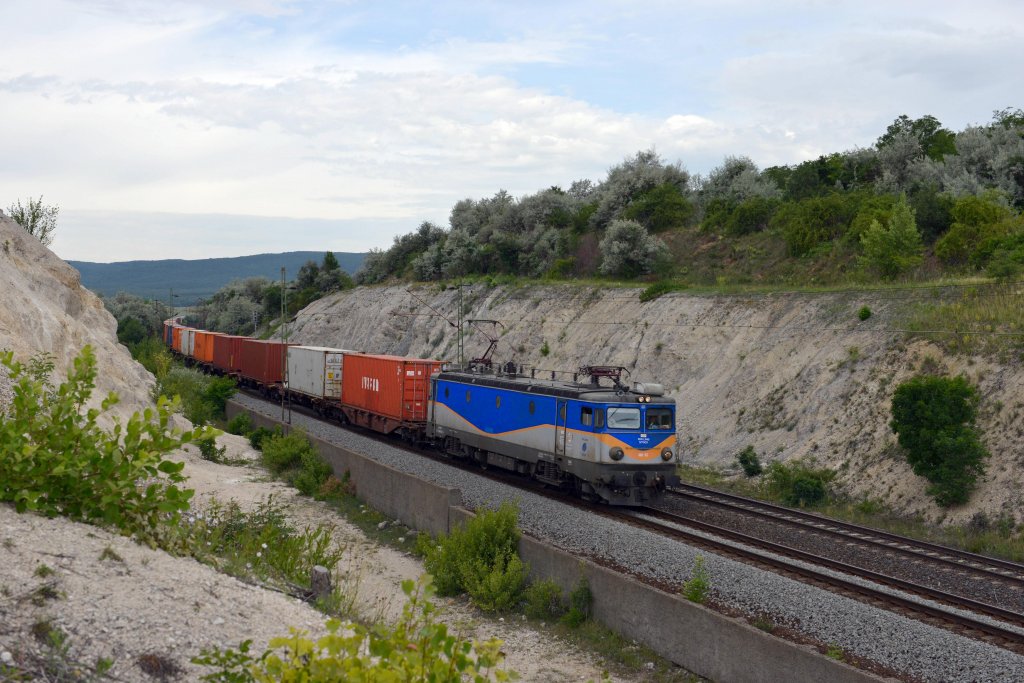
193, 331, 220, 365
212, 335, 244, 373
341, 353, 443, 424
237, 339, 290, 385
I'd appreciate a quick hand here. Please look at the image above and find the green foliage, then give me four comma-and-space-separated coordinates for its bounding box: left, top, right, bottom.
291, 447, 334, 497
187, 498, 343, 590
621, 182, 694, 233
248, 426, 279, 450
935, 193, 1014, 265
128, 335, 173, 380
226, 412, 253, 436
0, 347, 204, 544
193, 575, 516, 682
420, 502, 526, 612
638, 280, 677, 303
116, 316, 149, 346
764, 461, 834, 507
736, 445, 763, 477
523, 580, 566, 620
7, 195, 59, 246
539, 340, 550, 357
891, 375, 989, 507
561, 577, 593, 627
859, 194, 923, 278
157, 367, 235, 425
260, 430, 317, 474
197, 434, 227, 462
877, 114, 957, 161
726, 196, 779, 235
772, 193, 859, 256
681, 555, 710, 603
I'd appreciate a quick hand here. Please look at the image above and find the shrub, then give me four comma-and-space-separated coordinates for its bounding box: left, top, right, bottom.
261, 430, 317, 474
0, 347, 204, 544
682, 555, 710, 603
891, 375, 989, 507
202, 377, 237, 420
193, 576, 513, 682
736, 445, 762, 476
621, 182, 694, 233
639, 280, 675, 303
420, 501, 526, 612
523, 580, 566, 620
197, 434, 227, 462
226, 412, 253, 436
858, 306, 872, 321
291, 448, 334, 497
561, 576, 593, 627
764, 461, 834, 507
248, 426, 278, 450
598, 219, 668, 278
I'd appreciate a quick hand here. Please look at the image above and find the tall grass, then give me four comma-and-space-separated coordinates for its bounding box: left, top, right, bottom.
903, 283, 1024, 356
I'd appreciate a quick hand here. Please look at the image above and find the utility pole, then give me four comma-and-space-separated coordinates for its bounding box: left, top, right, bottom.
280, 267, 290, 425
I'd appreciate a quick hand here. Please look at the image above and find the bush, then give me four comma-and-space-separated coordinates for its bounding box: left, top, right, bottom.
0, 347, 204, 544
419, 501, 527, 612
290, 448, 334, 497
261, 430, 317, 474
523, 580, 566, 620
226, 412, 253, 436
197, 434, 227, 462
891, 375, 989, 507
764, 461, 834, 507
193, 576, 513, 682
736, 445, 762, 476
859, 194, 923, 278
248, 425, 279, 450
639, 280, 676, 303
858, 306, 872, 321
156, 368, 235, 426
598, 219, 668, 278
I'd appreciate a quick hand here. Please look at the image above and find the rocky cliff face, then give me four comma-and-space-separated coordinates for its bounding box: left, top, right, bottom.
0, 215, 154, 421
281, 282, 1024, 525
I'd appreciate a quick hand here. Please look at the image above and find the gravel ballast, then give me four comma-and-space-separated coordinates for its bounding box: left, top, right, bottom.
236, 394, 1024, 682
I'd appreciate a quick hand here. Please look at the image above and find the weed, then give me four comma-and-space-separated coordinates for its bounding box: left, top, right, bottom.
31, 584, 61, 606
2, 538, 13, 550
99, 546, 123, 563
681, 556, 710, 603
752, 615, 775, 633
136, 652, 182, 680
196, 435, 228, 462
33, 564, 54, 579
247, 425, 279, 450
826, 643, 845, 661
857, 305, 872, 321
562, 576, 593, 627
523, 579, 566, 620
763, 461, 834, 507
540, 340, 550, 357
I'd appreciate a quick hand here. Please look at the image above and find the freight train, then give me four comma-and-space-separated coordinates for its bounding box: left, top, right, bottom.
163, 321, 679, 505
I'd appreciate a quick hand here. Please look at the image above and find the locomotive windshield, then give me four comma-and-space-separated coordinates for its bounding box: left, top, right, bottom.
607, 406, 641, 429
645, 407, 674, 430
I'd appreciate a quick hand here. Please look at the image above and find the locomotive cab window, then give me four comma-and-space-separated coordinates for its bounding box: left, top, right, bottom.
646, 407, 673, 430
581, 406, 593, 427
607, 407, 641, 430
595, 409, 605, 429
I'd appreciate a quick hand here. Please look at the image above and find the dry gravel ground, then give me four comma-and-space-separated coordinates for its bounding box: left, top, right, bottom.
0, 432, 650, 682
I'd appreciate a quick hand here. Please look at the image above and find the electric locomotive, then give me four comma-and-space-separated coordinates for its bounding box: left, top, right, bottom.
428, 364, 678, 505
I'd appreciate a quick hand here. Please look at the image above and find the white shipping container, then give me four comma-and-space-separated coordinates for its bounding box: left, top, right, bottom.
182, 329, 195, 358
287, 345, 351, 400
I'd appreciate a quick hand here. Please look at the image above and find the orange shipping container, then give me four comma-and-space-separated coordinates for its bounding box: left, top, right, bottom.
193, 330, 221, 365
171, 326, 182, 353
341, 353, 443, 425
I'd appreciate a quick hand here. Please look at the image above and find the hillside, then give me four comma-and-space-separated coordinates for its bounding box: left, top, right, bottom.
279, 282, 1024, 526
70, 251, 366, 305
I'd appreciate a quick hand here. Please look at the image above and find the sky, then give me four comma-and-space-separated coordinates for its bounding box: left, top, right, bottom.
1, 1, 1021, 263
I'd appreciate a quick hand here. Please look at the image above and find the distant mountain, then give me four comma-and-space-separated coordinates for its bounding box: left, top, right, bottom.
69, 251, 366, 305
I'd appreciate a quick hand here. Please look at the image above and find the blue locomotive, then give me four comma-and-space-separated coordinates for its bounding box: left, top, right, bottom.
428, 365, 678, 504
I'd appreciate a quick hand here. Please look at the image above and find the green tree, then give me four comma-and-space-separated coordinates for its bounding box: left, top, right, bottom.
859, 194, 923, 277
877, 114, 957, 161
7, 196, 59, 246
321, 251, 340, 271
935, 193, 1014, 265
891, 375, 989, 507
621, 182, 694, 232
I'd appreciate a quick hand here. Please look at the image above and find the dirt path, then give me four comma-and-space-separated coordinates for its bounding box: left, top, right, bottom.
0, 433, 648, 682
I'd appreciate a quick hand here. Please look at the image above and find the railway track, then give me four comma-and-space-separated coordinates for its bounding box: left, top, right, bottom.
236, 391, 1024, 653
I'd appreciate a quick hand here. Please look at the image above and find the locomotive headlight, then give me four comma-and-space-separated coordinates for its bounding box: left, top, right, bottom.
610, 447, 625, 461
661, 448, 674, 461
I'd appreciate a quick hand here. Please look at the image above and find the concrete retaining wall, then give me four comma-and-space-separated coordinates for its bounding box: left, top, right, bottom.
229, 401, 884, 682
